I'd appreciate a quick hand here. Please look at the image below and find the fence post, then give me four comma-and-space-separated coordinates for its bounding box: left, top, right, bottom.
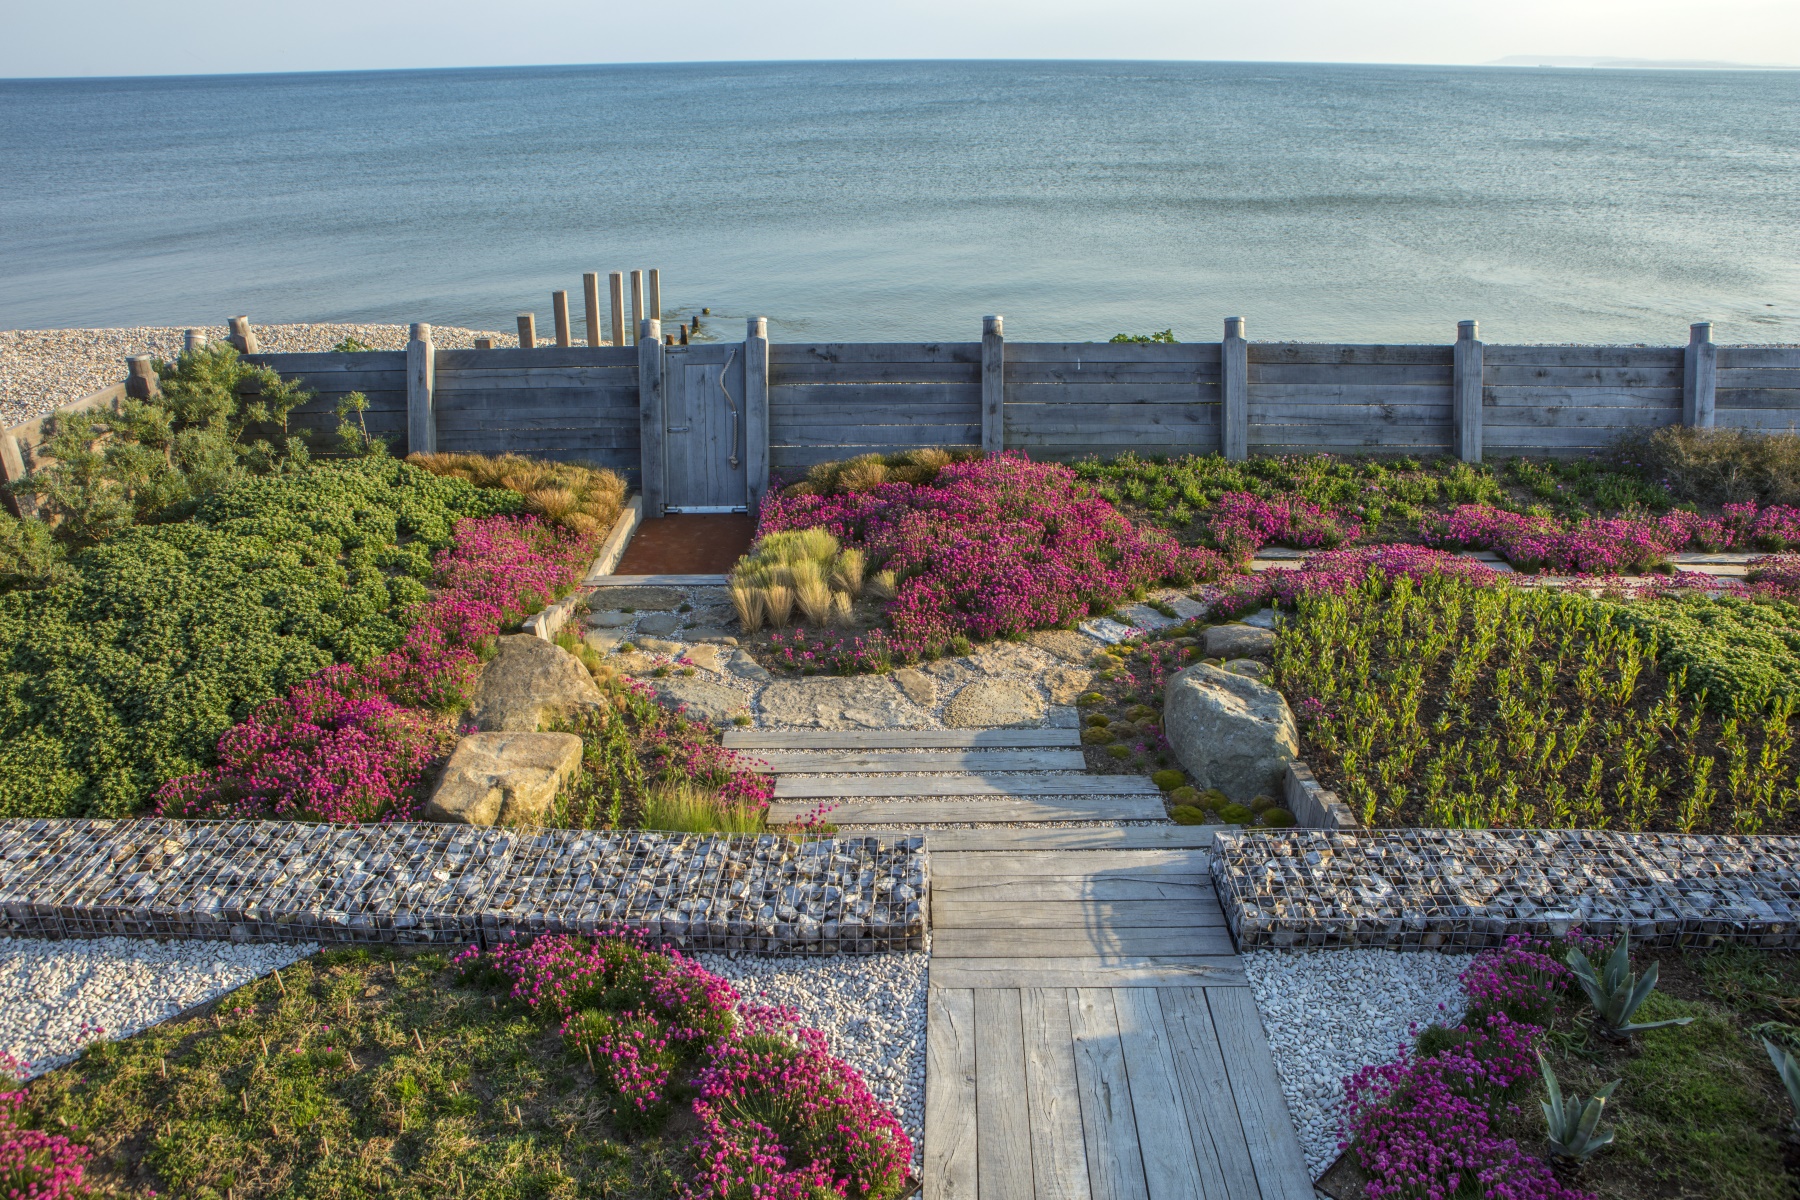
407, 322, 436, 456
1684, 321, 1716, 428
582, 273, 602, 347
126, 356, 160, 400
649, 269, 662, 323
1221, 317, 1248, 460
1453, 319, 1484, 463
610, 272, 627, 346
630, 272, 646, 343
517, 313, 536, 350
981, 315, 1005, 454
745, 316, 771, 514
638, 318, 666, 518
184, 328, 207, 355
552, 290, 572, 347
0, 435, 26, 517
474, 337, 493, 350
227, 316, 259, 354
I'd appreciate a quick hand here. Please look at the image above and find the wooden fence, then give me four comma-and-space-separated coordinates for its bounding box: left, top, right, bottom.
4, 317, 1796, 520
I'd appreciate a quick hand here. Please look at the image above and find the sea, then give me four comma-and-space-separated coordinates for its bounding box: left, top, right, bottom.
1, 60, 1796, 344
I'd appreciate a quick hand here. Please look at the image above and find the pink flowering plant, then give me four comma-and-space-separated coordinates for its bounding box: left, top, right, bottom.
0, 1088, 91, 1200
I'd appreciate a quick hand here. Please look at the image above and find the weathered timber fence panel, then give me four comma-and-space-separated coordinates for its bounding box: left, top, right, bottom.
1481, 345, 1685, 456
1717, 344, 1800, 433
767, 343, 982, 471
434, 346, 642, 479
1247, 342, 1453, 455
1004, 341, 1223, 460
247, 350, 409, 447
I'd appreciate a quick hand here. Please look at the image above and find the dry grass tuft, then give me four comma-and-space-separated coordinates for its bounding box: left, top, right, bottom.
408, 452, 626, 534
1618, 426, 1800, 507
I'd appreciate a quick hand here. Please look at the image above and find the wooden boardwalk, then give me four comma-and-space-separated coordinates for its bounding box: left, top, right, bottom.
733, 725, 1315, 1200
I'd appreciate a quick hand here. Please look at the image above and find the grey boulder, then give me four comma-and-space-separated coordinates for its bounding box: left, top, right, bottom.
1163, 663, 1298, 802
1204, 623, 1276, 658
421, 731, 585, 826
467, 635, 603, 732
652, 678, 747, 724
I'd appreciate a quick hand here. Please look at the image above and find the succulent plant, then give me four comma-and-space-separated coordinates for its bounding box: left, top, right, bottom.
1764, 1038, 1800, 1131
1566, 930, 1694, 1041
1538, 1050, 1618, 1161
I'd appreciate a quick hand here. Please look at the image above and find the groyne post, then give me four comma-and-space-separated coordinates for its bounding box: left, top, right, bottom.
1684, 321, 1716, 428
638, 318, 665, 518
609, 272, 627, 346
745, 316, 771, 514
552, 290, 572, 348
981, 315, 1005, 454
516, 312, 536, 350
1221, 317, 1248, 460
1454, 319, 1484, 463
406, 322, 436, 455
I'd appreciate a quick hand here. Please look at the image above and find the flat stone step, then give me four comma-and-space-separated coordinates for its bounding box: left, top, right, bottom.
773, 774, 1164, 799
769, 796, 1168, 825
724, 728, 1082, 750
749, 749, 1088, 774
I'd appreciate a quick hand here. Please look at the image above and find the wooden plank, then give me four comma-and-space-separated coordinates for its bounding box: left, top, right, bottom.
774, 342, 982, 364
1022, 988, 1093, 1199
433, 367, 637, 390
770, 362, 979, 385
1481, 427, 1648, 449
750, 749, 1088, 773
260, 368, 408, 392
1068, 988, 1151, 1200
592, 573, 727, 586
771, 443, 979, 469
931, 874, 1211, 903
1483, 386, 1678, 410
933, 927, 1236, 958
1012, 430, 1235, 449
974, 989, 1033, 1200
925, 988, 979, 1200
933, 900, 1226, 930
248, 351, 407, 372
1248, 343, 1450, 367
1718, 370, 1800, 390
877, 826, 1222, 852
1484, 363, 1685, 388
1248, 362, 1452, 386
1007, 403, 1217, 428
1245, 400, 1453, 423
930, 848, 1204, 875
724, 728, 1081, 750
771, 422, 981, 448
1717, 388, 1800, 410
1481, 404, 1676, 429
772, 402, 980, 427
1713, 346, 1800, 369
1716, 409, 1800, 431
1243, 382, 1452, 403
773, 774, 1164, 799
435, 346, 639, 370
1004, 384, 1220, 405
1482, 345, 1683, 368
767, 796, 1168, 825
1006, 365, 1221, 386
1156, 989, 1263, 1200
1246, 426, 1454, 449
768, 382, 979, 408
1111, 988, 1209, 1200
1204, 988, 1316, 1200
1007, 343, 1220, 364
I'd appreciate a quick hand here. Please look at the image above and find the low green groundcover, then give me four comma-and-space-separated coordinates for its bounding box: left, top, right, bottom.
0, 459, 518, 821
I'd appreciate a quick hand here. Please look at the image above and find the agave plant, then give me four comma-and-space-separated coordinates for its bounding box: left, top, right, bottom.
1566, 930, 1694, 1041
1538, 1050, 1619, 1161
1765, 1037, 1800, 1131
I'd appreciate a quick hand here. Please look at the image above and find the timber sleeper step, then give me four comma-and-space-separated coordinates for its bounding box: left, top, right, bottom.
772, 774, 1164, 799
723, 728, 1082, 750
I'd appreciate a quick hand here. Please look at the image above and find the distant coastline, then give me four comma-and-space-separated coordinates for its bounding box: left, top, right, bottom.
1488, 54, 1798, 70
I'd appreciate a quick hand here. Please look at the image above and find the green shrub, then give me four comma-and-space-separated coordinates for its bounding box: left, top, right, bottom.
1077, 691, 1105, 706
1198, 787, 1230, 808
1151, 769, 1187, 791
1606, 593, 1800, 714
1216, 802, 1253, 824
1259, 807, 1296, 827
1169, 804, 1209, 825
1081, 727, 1113, 745
1086, 712, 1110, 727
1109, 329, 1177, 344
1169, 785, 1199, 805
1105, 743, 1133, 760
1248, 794, 1275, 813
1621, 425, 1800, 507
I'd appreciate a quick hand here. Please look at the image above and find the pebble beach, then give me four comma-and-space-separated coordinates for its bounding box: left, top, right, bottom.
0, 323, 508, 429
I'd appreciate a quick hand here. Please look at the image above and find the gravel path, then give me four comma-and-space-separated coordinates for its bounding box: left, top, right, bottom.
0, 936, 317, 1081
0, 323, 507, 429
1241, 949, 1473, 1177
698, 950, 928, 1163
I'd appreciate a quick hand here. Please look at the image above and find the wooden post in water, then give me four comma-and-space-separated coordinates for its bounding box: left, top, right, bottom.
126, 356, 159, 400
583, 273, 602, 347
609, 272, 626, 346
1453, 320, 1484, 464
552, 290, 572, 347
1220, 317, 1248, 460
184, 329, 207, 355
630, 272, 646, 344
1684, 321, 1717, 428
648, 269, 662, 322
406, 322, 436, 456
980, 315, 1005, 454
745, 316, 771, 514
638, 318, 666, 518
517, 313, 537, 350
227, 316, 259, 354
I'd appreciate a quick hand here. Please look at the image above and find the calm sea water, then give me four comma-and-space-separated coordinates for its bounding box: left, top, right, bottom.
2, 61, 1797, 344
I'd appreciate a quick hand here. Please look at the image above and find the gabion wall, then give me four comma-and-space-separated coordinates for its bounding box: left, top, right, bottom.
0, 818, 927, 954
1213, 827, 1800, 951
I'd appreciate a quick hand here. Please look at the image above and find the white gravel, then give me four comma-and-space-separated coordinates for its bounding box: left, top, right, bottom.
0, 936, 317, 1081
697, 950, 928, 1163
1241, 949, 1473, 1177
0, 323, 506, 428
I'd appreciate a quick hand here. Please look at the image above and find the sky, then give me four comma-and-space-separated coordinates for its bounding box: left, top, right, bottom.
3, 0, 1798, 78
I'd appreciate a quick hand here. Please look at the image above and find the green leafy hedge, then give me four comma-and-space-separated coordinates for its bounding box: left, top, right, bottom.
0, 459, 518, 820
1607, 592, 1800, 714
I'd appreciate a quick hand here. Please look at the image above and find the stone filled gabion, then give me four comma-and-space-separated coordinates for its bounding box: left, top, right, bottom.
0, 819, 927, 954
1213, 827, 1800, 951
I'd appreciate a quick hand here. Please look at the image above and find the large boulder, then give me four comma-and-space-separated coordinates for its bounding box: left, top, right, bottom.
421, 731, 585, 826
1204, 623, 1276, 658
1163, 664, 1298, 802
467, 635, 603, 732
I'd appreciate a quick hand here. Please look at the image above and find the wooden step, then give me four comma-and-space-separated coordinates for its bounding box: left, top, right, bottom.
931, 898, 1225, 930
749, 749, 1087, 774
723, 728, 1081, 750
930, 926, 1236, 958
928, 954, 1247, 989
768, 796, 1168, 825
859, 825, 1224, 851
773, 774, 1163, 799
589, 573, 728, 586
930, 848, 1205, 876
931, 872, 1209, 902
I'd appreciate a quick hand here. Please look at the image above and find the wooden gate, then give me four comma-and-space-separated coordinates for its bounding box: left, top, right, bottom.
661, 342, 746, 511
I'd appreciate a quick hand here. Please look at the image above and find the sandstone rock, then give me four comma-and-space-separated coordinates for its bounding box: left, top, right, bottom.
969, 642, 1052, 678
759, 676, 927, 729
636, 612, 683, 637
585, 610, 633, 628
1045, 665, 1095, 704
583, 629, 625, 655
421, 732, 585, 826
727, 648, 774, 682
1163, 664, 1298, 803
1224, 658, 1271, 681
680, 643, 727, 673
593, 586, 685, 610
1026, 629, 1104, 664
682, 627, 739, 645
944, 679, 1046, 728
922, 658, 981, 689
1204, 623, 1276, 658
893, 667, 936, 707
468, 636, 603, 732
608, 652, 663, 675
652, 678, 747, 724
636, 637, 685, 655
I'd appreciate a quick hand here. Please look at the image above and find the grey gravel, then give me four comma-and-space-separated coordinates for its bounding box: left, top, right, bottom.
698, 950, 928, 1166
1241, 948, 1471, 1176
1, 323, 506, 428
0, 936, 316, 1080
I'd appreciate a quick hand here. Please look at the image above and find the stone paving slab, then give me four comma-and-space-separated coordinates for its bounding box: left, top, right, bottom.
0, 819, 926, 954
1212, 827, 1800, 951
